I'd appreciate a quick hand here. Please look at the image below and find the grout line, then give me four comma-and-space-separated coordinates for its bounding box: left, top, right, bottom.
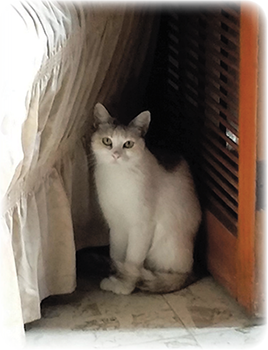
161, 293, 201, 345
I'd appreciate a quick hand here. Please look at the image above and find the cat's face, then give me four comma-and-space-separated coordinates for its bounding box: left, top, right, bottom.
91, 103, 151, 166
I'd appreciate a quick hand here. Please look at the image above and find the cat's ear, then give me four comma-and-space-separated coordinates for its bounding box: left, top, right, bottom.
129, 111, 151, 136
93, 103, 114, 128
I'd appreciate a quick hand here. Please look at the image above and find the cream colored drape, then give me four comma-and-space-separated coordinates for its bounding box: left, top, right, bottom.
0, 1, 158, 344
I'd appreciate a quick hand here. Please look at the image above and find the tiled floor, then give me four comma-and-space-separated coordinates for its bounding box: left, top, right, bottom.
25, 276, 265, 349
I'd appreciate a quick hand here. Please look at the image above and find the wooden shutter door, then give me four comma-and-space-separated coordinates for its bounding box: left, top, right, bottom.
156, 3, 263, 315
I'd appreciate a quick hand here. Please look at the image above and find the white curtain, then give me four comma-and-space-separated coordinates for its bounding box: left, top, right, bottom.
0, 1, 158, 344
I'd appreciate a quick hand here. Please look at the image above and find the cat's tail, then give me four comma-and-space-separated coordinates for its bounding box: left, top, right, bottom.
137, 268, 198, 293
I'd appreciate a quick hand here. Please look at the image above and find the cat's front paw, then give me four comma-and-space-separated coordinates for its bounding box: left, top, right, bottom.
100, 276, 134, 295
100, 277, 116, 292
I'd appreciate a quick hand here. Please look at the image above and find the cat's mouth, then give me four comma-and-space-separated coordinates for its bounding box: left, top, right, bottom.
109, 156, 121, 164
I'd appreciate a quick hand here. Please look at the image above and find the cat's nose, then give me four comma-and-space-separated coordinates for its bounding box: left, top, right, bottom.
112, 151, 120, 159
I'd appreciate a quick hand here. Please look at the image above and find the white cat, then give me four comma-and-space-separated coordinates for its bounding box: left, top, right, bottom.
91, 103, 202, 295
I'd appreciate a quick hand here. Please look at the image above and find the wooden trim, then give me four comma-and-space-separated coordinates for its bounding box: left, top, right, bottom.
256, 5, 266, 163
254, 210, 266, 316
237, 4, 259, 314
206, 210, 237, 297
254, 0, 268, 316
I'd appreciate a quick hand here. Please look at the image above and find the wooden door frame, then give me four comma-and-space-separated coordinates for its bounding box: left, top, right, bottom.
206, 4, 260, 315
237, 3, 258, 314
255, 4, 266, 317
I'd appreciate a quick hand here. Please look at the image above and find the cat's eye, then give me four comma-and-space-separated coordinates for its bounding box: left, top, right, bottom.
123, 140, 134, 149
102, 137, 112, 147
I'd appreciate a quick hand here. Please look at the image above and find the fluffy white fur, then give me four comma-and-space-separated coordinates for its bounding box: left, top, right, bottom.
91, 103, 202, 295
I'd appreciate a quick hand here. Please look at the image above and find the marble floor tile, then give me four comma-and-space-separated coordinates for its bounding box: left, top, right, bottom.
163, 277, 251, 329
189, 325, 266, 348
163, 277, 266, 348
25, 276, 265, 349
25, 277, 197, 349
116, 332, 200, 349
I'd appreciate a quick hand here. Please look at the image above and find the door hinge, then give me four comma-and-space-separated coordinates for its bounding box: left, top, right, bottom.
256, 159, 268, 210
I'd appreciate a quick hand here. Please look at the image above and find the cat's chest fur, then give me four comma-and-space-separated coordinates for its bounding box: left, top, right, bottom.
95, 162, 150, 220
